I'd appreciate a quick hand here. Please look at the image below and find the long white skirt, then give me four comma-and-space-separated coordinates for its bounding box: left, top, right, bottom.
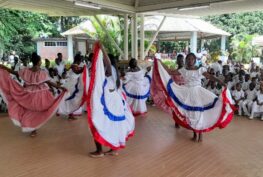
123, 70, 151, 116
57, 68, 89, 116
86, 45, 135, 150
151, 59, 235, 132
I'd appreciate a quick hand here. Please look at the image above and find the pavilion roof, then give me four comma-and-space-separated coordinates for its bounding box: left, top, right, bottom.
144, 15, 230, 41
61, 20, 96, 37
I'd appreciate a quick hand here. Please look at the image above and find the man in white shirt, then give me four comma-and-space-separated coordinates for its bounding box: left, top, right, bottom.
232, 83, 245, 115
8, 51, 19, 66
55, 53, 65, 77
211, 60, 223, 75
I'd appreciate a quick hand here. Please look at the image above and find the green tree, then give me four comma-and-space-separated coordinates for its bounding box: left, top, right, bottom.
89, 15, 122, 56
230, 34, 261, 63
204, 12, 263, 35
203, 12, 263, 60
0, 8, 60, 58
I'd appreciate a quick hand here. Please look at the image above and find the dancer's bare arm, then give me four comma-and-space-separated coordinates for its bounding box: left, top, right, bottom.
45, 80, 67, 91
159, 61, 181, 75
0, 64, 18, 75
98, 42, 112, 77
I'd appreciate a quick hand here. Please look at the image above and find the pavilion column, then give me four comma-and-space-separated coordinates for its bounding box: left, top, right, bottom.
36, 41, 41, 55
190, 31, 197, 54
157, 40, 160, 51
67, 35, 74, 62
201, 39, 205, 50
132, 14, 138, 59
124, 14, 129, 60
221, 35, 226, 52
131, 17, 134, 58
140, 14, 145, 60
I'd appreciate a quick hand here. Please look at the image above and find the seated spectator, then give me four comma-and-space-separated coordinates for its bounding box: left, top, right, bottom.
240, 83, 256, 116
242, 74, 251, 91
232, 83, 245, 115
249, 82, 263, 120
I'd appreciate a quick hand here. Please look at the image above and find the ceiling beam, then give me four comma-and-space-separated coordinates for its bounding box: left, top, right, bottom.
134, 0, 139, 8
159, 0, 263, 16
76, 0, 135, 12
137, 0, 211, 12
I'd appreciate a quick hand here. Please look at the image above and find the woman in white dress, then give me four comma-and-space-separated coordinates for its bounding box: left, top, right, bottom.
57, 54, 86, 120
87, 42, 135, 158
151, 53, 235, 142
122, 58, 151, 116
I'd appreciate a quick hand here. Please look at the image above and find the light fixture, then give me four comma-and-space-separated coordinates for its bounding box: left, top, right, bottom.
211, 0, 244, 5
100, 5, 135, 13
179, 5, 210, 11
74, 1, 101, 10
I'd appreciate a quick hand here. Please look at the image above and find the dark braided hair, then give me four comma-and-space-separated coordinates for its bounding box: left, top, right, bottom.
31, 52, 41, 66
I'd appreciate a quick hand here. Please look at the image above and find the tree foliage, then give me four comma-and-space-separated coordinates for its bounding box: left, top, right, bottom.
230, 34, 261, 63
0, 8, 60, 58
89, 15, 122, 56
204, 11, 263, 35
203, 11, 263, 62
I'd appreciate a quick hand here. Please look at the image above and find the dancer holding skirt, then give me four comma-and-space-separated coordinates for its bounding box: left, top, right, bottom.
122, 58, 151, 116
151, 53, 235, 142
0, 54, 66, 137
86, 42, 135, 157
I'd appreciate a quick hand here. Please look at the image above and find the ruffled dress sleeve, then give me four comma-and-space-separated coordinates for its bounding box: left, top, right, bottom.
18, 68, 50, 85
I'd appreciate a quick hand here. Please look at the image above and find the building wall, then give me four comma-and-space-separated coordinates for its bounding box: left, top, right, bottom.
36, 39, 95, 60
37, 41, 68, 60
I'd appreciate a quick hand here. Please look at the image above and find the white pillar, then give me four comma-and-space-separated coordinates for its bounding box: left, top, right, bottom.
221, 35, 226, 52
124, 14, 129, 60
201, 39, 205, 50
140, 14, 145, 60
131, 17, 134, 58
133, 14, 138, 59
67, 35, 74, 62
36, 41, 41, 55
190, 31, 197, 54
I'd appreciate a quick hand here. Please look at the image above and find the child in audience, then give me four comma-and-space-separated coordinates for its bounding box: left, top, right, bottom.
249, 82, 263, 120
242, 74, 251, 91
232, 83, 245, 115
251, 77, 260, 90
207, 81, 220, 96
225, 73, 235, 91
240, 83, 256, 116
49, 68, 59, 96
60, 71, 67, 86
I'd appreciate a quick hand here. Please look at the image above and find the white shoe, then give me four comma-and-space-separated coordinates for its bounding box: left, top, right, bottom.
261, 116, 263, 121
244, 112, 250, 117
249, 116, 254, 120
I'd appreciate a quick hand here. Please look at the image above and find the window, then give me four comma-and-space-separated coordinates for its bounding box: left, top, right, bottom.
44, 41, 67, 47
44, 42, 56, 46
57, 42, 67, 46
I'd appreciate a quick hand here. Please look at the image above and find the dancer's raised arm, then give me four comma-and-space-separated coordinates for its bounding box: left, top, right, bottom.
159, 61, 181, 75
98, 42, 112, 77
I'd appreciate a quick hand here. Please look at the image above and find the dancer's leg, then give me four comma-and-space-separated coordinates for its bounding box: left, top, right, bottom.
89, 140, 104, 158
192, 131, 197, 141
